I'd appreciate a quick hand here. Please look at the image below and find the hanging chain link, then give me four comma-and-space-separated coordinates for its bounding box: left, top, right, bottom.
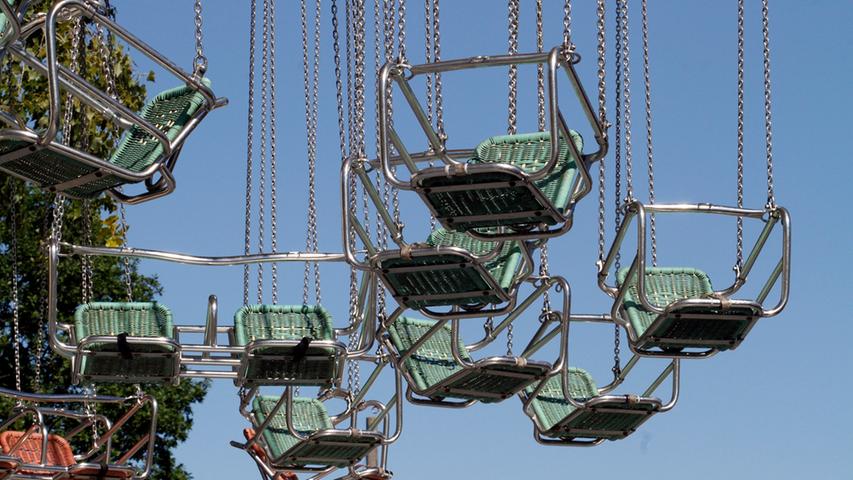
534, 0, 551, 314
193, 0, 208, 76
562, 0, 572, 48
396, 0, 407, 63
302, 0, 323, 306
10, 191, 21, 393
268, 0, 280, 305
423, 0, 436, 230
432, 0, 445, 140
735, 0, 745, 267
243, 0, 257, 306
618, 0, 634, 202
119, 203, 133, 301
761, 0, 775, 209
641, 0, 656, 266
611, 1, 625, 380
256, 0, 271, 304
506, 0, 519, 136
596, 0, 607, 263
81, 201, 93, 304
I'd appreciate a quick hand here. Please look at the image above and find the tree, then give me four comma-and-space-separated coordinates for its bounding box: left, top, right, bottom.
0, 3, 208, 479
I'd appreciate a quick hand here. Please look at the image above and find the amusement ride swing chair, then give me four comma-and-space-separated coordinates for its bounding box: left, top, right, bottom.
0, 187, 158, 480
0, 0, 226, 204
375, 38, 606, 241
596, 0, 791, 359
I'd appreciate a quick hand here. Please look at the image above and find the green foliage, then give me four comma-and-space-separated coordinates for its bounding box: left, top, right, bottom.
0, 3, 207, 479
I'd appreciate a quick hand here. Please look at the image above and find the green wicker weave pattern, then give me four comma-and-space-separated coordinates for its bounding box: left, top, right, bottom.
0, 80, 209, 198
110, 80, 209, 171
73, 302, 177, 382
380, 229, 523, 309
74, 302, 174, 339
616, 267, 714, 336
386, 317, 468, 393
253, 396, 376, 468
234, 305, 339, 385
419, 131, 583, 230
234, 304, 334, 345
616, 267, 756, 350
527, 369, 598, 432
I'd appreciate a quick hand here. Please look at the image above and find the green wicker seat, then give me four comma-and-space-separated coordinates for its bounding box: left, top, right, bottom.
387, 317, 550, 403
413, 131, 583, 233
252, 396, 383, 470
526, 370, 660, 443
0, 80, 211, 198
72, 302, 179, 384
233, 305, 345, 387
377, 228, 524, 311
617, 267, 761, 353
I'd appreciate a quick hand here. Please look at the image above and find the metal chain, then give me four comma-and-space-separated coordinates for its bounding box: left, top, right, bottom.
396, 0, 407, 63
383, 0, 401, 225
534, 0, 551, 314
10, 191, 21, 393
536, 0, 545, 132
81, 200, 93, 304
432, 0, 445, 140
596, 0, 607, 263
761, 0, 775, 208
243, 0, 257, 306
618, 0, 634, 202
641, 0, 656, 266
735, 0, 745, 267
611, 1, 625, 380
256, 0, 270, 304
506, 0, 519, 135
562, 0, 572, 48
94, 23, 117, 99
268, 0, 279, 305
119, 203, 133, 301
423, 0, 437, 230
193, 0, 208, 76
302, 0, 322, 305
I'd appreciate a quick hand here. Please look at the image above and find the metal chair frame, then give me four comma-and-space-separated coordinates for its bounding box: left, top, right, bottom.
0, 0, 227, 204
379, 276, 570, 408
342, 155, 535, 320
232, 356, 403, 474
0, 387, 157, 479
597, 201, 792, 358
376, 46, 607, 240
48, 238, 376, 385
520, 314, 679, 447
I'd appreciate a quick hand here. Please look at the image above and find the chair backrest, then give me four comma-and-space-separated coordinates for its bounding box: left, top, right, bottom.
110, 79, 211, 172
253, 396, 333, 435
233, 304, 334, 346
73, 302, 174, 341
0, 431, 76, 467
526, 369, 598, 432
386, 317, 470, 391
472, 130, 581, 172
617, 267, 715, 310
427, 228, 523, 290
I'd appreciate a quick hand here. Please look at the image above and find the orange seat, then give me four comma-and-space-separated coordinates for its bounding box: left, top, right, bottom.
243, 429, 298, 480
0, 431, 135, 479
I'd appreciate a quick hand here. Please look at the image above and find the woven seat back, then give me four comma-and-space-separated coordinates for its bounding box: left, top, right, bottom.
386, 317, 470, 391
73, 302, 174, 340
234, 304, 334, 346
617, 267, 715, 334
0, 431, 76, 467
110, 79, 211, 172
253, 396, 333, 459
527, 369, 598, 432
427, 228, 522, 290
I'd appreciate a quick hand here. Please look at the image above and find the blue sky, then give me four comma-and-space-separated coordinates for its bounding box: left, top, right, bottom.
109, 1, 851, 478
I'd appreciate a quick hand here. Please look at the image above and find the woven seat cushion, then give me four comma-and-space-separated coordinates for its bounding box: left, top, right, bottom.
379, 228, 523, 309
418, 131, 583, 229
386, 317, 469, 393
526, 369, 598, 432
